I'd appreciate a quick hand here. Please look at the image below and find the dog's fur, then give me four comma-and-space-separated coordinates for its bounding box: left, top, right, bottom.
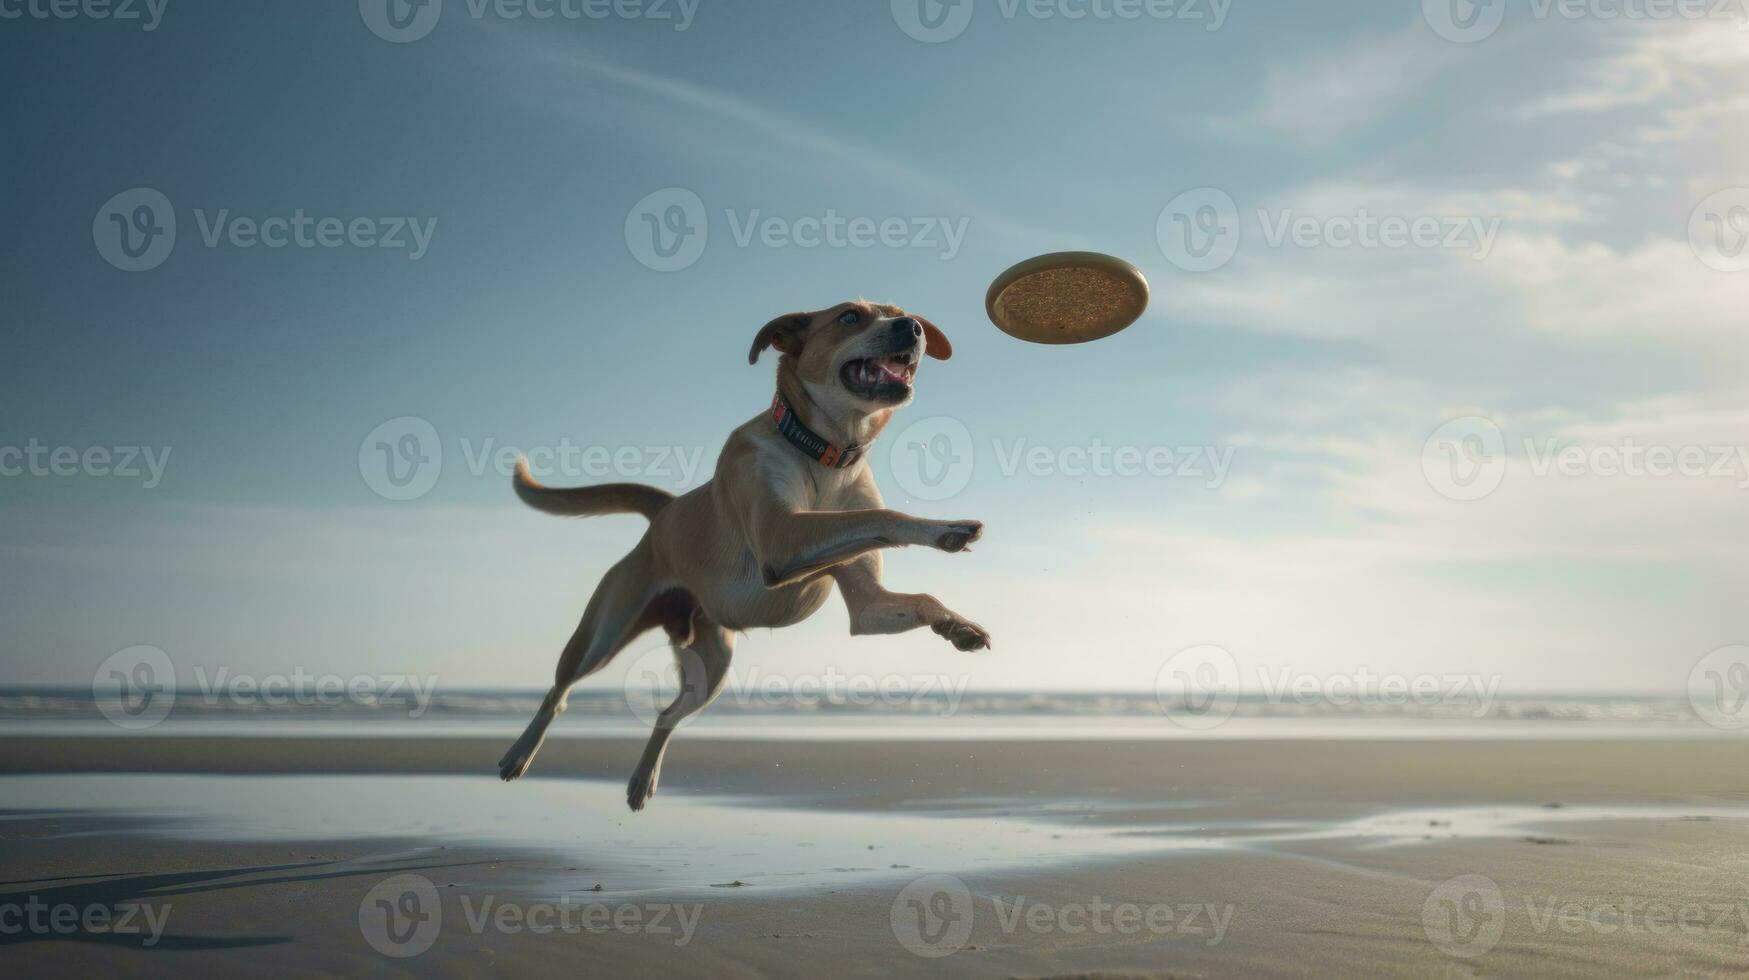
499, 301, 990, 810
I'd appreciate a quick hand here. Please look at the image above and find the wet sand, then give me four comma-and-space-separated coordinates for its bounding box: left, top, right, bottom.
4, 736, 1748, 977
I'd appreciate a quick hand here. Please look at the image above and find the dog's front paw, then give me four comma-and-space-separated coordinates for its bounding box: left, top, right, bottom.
627, 770, 658, 812
932, 617, 992, 652
498, 744, 534, 781
933, 521, 983, 553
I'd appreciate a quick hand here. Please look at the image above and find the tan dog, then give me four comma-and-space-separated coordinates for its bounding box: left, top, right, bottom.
500, 301, 990, 810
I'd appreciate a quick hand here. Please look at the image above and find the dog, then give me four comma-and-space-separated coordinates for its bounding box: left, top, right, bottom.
499, 301, 990, 810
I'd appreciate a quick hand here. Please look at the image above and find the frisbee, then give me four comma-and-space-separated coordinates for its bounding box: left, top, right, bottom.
985, 251, 1150, 345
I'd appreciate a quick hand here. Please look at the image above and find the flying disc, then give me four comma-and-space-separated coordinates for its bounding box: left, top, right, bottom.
985, 251, 1149, 345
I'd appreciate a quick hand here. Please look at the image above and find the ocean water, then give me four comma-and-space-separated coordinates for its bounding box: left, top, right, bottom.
0, 687, 1738, 740
6, 772, 1746, 896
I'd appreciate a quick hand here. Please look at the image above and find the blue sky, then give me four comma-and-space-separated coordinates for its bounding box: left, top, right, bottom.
2, 0, 1745, 694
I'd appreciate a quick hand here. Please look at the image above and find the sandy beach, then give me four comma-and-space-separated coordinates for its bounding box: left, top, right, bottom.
5, 735, 1749, 977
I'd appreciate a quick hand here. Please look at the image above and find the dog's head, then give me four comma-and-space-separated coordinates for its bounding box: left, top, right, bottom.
748, 301, 952, 414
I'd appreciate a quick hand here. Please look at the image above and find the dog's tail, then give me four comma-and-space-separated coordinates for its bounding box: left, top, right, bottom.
513, 458, 673, 520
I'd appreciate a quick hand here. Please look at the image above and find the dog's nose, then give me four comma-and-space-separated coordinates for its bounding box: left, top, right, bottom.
891, 317, 923, 342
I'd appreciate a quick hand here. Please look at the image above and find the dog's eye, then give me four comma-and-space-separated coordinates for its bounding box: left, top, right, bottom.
837, 310, 861, 326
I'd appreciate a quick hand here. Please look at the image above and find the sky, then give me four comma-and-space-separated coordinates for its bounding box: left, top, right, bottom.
1, 0, 1745, 696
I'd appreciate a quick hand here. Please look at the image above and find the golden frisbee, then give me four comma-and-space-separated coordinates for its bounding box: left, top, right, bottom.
985, 251, 1150, 344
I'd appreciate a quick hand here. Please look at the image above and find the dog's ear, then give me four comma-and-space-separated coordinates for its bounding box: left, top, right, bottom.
749, 312, 812, 364
918, 316, 953, 361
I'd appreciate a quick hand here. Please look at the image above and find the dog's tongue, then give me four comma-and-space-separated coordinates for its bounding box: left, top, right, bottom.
876, 357, 909, 383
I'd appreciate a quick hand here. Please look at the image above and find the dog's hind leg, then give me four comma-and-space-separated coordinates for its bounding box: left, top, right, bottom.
499, 542, 664, 781
626, 617, 734, 811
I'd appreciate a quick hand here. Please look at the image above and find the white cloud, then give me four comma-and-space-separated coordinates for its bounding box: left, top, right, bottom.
1518, 22, 1749, 119
1015, 386, 1749, 691
1240, 22, 1467, 141
1162, 180, 1606, 342
1478, 231, 1746, 343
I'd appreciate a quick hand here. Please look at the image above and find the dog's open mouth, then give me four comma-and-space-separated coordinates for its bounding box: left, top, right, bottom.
841, 351, 916, 401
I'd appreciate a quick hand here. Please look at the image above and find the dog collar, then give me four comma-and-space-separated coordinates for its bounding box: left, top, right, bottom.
771, 393, 866, 469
